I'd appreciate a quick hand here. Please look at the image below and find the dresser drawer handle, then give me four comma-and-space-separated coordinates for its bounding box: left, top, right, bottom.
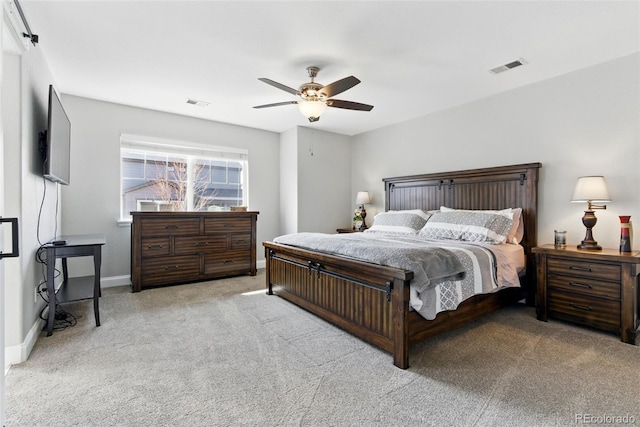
569, 303, 592, 311
164, 265, 180, 270
568, 281, 592, 289
223, 260, 234, 264
195, 242, 209, 247
569, 266, 592, 272
147, 245, 164, 249
165, 225, 179, 230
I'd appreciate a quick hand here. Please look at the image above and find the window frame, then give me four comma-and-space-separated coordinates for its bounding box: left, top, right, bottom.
119, 134, 248, 222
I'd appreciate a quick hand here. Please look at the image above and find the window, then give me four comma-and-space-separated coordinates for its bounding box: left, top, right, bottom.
120, 135, 248, 220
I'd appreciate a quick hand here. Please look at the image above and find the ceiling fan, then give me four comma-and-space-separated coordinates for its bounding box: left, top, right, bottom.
253, 66, 374, 122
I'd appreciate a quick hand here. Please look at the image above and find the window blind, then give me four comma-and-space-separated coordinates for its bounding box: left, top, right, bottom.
120, 134, 248, 162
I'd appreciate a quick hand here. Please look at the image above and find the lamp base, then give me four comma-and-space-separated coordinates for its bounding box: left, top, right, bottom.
577, 241, 602, 251
359, 209, 368, 231
578, 209, 602, 251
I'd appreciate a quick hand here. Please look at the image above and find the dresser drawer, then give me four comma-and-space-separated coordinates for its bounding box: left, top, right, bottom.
547, 274, 620, 299
548, 288, 620, 333
547, 257, 620, 282
174, 236, 228, 254
204, 217, 251, 233
139, 217, 200, 236
140, 255, 200, 286
140, 238, 170, 257
204, 251, 251, 275
230, 233, 252, 250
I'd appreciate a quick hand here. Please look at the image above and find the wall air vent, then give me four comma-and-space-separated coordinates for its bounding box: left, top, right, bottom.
186, 98, 210, 107
489, 58, 527, 75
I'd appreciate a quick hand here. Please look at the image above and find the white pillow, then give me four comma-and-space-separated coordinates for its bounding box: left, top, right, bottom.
365, 209, 432, 235
420, 210, 513, 244
440, 206, 523, 244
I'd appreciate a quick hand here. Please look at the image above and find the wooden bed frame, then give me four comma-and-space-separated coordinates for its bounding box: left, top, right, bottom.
264, 163, 541, 369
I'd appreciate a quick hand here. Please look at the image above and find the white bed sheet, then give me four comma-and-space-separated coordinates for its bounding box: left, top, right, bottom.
478, 242, 525, 288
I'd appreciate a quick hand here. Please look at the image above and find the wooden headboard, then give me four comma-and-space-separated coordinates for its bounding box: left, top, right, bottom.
383, 163, 541, 300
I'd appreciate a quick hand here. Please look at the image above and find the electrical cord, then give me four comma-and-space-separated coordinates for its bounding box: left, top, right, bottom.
38, 305, 79, 331
35, 178, 77, 331
36, 173, 47, 246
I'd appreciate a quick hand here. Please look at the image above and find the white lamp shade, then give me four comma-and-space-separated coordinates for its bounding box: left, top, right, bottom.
570, 176, 611, 202
297, 100, 327, 119
355, 191, 371, 205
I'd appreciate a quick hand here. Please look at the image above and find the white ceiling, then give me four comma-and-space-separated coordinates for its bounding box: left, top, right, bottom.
17, 1, 640, 136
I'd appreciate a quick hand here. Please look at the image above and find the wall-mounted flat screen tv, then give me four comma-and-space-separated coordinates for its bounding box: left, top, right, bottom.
42, 85, 71, 185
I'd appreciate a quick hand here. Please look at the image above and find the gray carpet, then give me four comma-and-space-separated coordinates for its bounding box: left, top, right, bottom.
6, 270, 640, 426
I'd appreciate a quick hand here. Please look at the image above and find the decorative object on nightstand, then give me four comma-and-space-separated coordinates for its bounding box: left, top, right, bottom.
570, 176, 611, 251
619, 215, 632, 253
355, 191, 370, 231
554, 230, 567, 248
533, 245, 640, 345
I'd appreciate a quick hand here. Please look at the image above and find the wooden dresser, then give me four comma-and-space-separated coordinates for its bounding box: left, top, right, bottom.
533, 244, 640, 344
131, 211, 258, 292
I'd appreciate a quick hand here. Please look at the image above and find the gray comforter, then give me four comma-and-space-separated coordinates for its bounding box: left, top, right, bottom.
273, 232, 502, 320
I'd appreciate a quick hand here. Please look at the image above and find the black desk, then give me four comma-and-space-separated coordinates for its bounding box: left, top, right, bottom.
43, 234, 106, 336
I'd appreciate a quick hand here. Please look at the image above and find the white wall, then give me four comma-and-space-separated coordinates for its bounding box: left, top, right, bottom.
352, 53, 640, 251
60, 96, 281, 280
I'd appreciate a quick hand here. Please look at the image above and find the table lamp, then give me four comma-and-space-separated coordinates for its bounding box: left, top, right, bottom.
571, 176, 611, 251
356, 191, 371, 230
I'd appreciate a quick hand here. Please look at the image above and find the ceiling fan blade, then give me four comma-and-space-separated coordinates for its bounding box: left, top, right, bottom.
253, 101, 298, 109
327, 99, 374, 111
319, 76, 360, 98
258, 78, 300, 96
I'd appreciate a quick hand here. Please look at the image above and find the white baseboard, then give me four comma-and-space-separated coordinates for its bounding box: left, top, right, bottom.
5, 317, 44, 374
101, 274, 131, 289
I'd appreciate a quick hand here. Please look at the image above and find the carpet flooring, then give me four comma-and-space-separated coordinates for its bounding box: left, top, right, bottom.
6, 270, 640, 426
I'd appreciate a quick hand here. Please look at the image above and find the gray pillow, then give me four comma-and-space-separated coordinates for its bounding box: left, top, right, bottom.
365, 210, 432, 235
419, 210, 513, 244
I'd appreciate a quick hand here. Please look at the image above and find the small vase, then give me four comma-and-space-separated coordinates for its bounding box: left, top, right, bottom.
619, 216, 632, 253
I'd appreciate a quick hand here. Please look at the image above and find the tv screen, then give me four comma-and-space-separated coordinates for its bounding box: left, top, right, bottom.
42, 85, 71, 185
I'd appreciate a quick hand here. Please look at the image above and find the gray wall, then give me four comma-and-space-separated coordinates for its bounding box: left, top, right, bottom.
296, 127, 351, 233
351, 53, 640, 251
279, 126, 352, 235
3, 47, 59, 358
60, 96, 281, 279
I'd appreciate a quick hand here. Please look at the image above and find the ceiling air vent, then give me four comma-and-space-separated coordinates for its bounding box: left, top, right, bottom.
186, 98, 210, 107
489, 58, 527, 75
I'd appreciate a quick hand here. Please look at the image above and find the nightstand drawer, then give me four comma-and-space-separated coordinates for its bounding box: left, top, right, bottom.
547, 274, 620, 299
548, 288, 620, 333
547, 257, 620, 282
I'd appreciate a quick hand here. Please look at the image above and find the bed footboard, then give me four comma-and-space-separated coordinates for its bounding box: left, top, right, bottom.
264, 242, 413, 369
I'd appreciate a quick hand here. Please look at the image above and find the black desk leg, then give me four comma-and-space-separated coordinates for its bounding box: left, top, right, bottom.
93, 246, 101, 327
46, 246, 56, 336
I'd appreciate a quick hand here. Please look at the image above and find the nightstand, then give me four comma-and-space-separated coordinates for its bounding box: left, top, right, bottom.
336, 228, 362, 233
533, 245, 640, 344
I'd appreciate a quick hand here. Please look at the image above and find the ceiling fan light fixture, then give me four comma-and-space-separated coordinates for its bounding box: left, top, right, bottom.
298, 100, 327, 122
